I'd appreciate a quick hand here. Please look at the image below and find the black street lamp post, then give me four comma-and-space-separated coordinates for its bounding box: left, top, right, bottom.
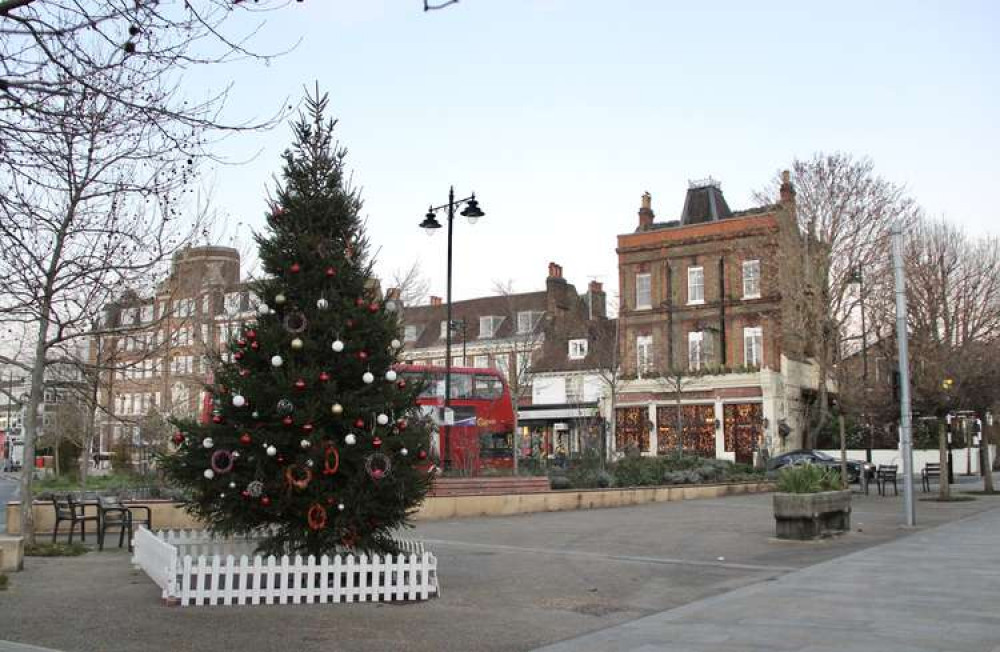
419, 187, 484, 469
849, 266, 871, 462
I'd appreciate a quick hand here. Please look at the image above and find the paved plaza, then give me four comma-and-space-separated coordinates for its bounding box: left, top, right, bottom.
1, 485, 998, 652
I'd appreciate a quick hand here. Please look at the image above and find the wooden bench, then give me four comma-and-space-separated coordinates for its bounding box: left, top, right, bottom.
921, 463, 941, 493
429, 476, 551, 497
876, 464, 898, 496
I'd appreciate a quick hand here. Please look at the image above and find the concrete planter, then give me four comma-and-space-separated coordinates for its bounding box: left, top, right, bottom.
773, 490, 851, 540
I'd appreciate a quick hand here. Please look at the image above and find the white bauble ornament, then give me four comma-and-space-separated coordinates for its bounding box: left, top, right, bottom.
271, 355, 283, 368
202, 437, 214, 449
316, 298, 329, 310
300, 439, 311, 449
331, 403, 344, 415
362, 372, 374, 384
232, 395, 246, 408
332, 339, 345, 353
232, 451, 240, 459
274, 293, 286, 305
229, 481, 237, 489
203, 469, 215, 480
291, 338, 304, 350
220, 493, 226, 499
376, 413, 389, 426
400, 448, 409, 457
337, 503, 345, 511
266, 445, 277, 457
385, 370, 398, 382
390, 339, 401, 349
344, 433, 357, 446
306, 459, 314, 467
258, 303, 270, 316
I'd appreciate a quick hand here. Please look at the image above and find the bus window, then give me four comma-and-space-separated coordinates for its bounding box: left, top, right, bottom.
474, 374, 503, 400
448, 373, 473, 399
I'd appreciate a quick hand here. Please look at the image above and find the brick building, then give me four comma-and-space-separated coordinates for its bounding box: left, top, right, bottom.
399, 263, 612, 459
613, 175, 820, 463
92, 246, 256, 468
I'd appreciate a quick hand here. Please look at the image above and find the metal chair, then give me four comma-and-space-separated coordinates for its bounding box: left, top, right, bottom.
98, 495, 152, 552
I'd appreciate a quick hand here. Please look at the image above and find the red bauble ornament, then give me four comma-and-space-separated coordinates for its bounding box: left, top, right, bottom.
172, 432, 185, 445
397, 419, 408, 431
260, 496, 271, 507
397, 379, 407, 390
293, 378, 307, 391
417, 449, 428, 460
237, 338, 247, 348
212, 415, 224, 424
282, 415, 294, 426
346, 319, 355, 328
302, 423, 315, 434
242, 490, 251, 499
373, 437, 382, 448
250, 341, 260, 351
233, 351, 244, 361
325, 266, 336, 277
319, 371, 331, 383
357, 350, 368, 361
290, 262, 301, 274
239, 433, 252, 446
354, 418, 365, 429
246, 329, 257, 340
368, 302, 379, 313
355, 297, 365, 307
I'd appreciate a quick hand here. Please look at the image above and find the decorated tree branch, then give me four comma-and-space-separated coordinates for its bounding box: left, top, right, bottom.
161, 90, 432, 556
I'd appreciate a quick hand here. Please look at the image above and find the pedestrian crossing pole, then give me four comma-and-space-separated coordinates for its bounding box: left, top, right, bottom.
891, 223, 916, 526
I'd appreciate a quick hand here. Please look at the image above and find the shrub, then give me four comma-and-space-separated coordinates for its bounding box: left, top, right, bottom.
549, 475, 572, 490
776, 464, 842, 493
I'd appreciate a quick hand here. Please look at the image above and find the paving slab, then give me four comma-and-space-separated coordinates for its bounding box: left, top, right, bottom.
533, 506, 1000, 652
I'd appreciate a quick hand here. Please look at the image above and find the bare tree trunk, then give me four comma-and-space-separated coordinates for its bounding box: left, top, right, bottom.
982, 422, 994, 493
19, 317, 50, 545
511, 407, 520, 476
939, 421, 950, 500
675, 378, 683, 458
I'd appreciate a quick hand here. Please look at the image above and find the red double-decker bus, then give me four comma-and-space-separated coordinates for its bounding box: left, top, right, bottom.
396, 364, 515, 472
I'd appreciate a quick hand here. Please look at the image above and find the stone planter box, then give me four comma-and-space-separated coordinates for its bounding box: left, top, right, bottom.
773, 490, 852, 540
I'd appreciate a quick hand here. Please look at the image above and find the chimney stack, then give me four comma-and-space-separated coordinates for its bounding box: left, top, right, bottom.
587, 280, 606, 319
779, 170, 796, 205
638, 192, 655, 230
430, 296, 442, 306
547, 262, 563, 279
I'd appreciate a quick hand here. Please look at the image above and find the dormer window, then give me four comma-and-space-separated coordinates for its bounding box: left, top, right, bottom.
439, 320, 448, 339
404, 325, 419, 342
568, 339, 588, 360
517, 310, 542, 334
479, 316, 504, 338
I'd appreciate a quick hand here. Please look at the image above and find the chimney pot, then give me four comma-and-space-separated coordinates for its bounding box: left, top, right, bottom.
588, 280, 603, 293
430, 296, 442, 306
780, 170, 796, 204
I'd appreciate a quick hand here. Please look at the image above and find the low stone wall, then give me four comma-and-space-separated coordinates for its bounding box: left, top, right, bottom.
6, 481, 774, 534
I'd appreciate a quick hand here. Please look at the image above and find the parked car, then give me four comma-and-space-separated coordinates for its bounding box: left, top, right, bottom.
767, 449, 875, 484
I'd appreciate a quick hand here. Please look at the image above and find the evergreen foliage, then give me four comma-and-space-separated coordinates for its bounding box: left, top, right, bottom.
160, 91, 432, 556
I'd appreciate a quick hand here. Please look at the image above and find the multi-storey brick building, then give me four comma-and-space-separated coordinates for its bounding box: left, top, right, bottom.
399, 262, 612, 458
93, 246, 256, 467
613, 175, 820, 463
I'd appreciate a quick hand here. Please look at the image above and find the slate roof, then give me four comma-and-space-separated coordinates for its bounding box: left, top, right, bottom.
401, 291, 548, 349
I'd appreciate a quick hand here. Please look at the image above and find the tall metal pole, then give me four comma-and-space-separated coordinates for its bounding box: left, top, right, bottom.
892, 224, 916, 526
443, 186, 454, 470
859, 268, 872, 463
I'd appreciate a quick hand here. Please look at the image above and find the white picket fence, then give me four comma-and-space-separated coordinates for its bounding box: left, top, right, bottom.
132, 527, 439, 607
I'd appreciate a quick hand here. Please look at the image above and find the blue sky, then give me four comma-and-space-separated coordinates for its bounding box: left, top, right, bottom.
188, 0, 999, 304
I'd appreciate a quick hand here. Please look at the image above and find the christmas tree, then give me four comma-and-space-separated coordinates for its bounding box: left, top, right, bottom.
161, 91, 432, 556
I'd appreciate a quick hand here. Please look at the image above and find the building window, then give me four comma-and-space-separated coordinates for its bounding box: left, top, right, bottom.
176, 298, 194, 317
494, 355, 510, 380
474, 355, 490, 368
568, 339, 588, 360
517, 311, 541, 334
224, 292, 242, 315
635, 273, 651, 310
744, 326, 763, 368
140, 304, 154, 322
565, 376, 584, 403
688, 331, 714, 370
433, 358, 445, 367
479, 316, 503, 338
742, 260, 761, 299
636, 335, 653, 377
439, 321, 448, 339
688, 267, 704, 304
404, 325, 418, 342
